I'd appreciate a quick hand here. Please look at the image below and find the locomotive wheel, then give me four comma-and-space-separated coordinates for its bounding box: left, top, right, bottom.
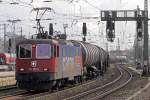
55, 80, 62, 91
58, 81, 62, 88
27, 90, 31, 92
79, 76, 83, 83
74, 77, 79, 84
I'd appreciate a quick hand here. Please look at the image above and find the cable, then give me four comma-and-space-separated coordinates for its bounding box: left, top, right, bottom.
67, 0, 80, 3
16, 0, 32, 6
82, 0, 100, 11
0, 0, 33, 8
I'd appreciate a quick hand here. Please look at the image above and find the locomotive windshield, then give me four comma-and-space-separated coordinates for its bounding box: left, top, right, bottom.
36, 44, 51, 59
19, 44, 32, 59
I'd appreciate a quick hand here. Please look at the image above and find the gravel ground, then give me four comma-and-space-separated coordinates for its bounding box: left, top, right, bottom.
102, 65, 149, 100
128, 78, 150, 100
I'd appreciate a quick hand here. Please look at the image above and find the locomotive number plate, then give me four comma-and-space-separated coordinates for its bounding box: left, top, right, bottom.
29, 68, 39, 71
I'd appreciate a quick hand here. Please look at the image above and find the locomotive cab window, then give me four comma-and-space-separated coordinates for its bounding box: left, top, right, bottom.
36, 44, 51, 59
19, 44, 32, 59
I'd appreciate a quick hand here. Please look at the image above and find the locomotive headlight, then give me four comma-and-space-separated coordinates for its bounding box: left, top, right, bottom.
44, 68, 48, 71
20, 68, 24, 71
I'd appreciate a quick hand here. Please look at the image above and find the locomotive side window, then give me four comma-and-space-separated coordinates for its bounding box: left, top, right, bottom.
69, 46, 71, 57
63, 46, 66, 57
54, 45, 57, 57
78, 47, 80, 56
72, 47, 75, 57
36, 44, 51, 59
57, 46, 59, 57
75, 47, 78, 56
67, 46, 69, 57
63, 46, 67, 57
76, 47, 80, 56
19, 44, 32, 59
70, 46, 73, 57
51, 45, 54, 57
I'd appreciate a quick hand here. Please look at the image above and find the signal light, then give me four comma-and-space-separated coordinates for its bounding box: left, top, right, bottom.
106, 20, 115, 42
136, 16, 143, 41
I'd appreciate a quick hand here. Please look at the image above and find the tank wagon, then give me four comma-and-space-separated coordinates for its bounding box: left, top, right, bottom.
16, 39, 109, 91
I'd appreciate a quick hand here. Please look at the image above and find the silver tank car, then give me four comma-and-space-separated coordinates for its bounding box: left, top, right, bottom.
71, 40, 108, 68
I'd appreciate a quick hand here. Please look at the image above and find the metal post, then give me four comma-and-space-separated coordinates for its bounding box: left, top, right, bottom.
142, 0, 149, 76
20, 27, 23, 38
4, 24, 6, 52
106, 42, 108, 52
137, 40, 142, 69
134, 43, 137, 65
63, 24, 68, 40
118, 38, 121, 64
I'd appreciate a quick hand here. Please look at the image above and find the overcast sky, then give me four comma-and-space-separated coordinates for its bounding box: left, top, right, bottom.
0, 0, 149, 50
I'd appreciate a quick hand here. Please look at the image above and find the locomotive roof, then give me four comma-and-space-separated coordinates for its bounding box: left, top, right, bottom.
16, 39, 80, 47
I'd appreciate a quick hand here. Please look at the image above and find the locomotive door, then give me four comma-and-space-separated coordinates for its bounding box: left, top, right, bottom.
54, 45, 61, 78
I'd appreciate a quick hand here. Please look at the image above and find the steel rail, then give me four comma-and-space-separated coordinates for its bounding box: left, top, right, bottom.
90, 66, 132, 100
0, 85, 16, 91
64, 66, 123, 100
4, 75, 103, 100
23, 75, 106, 99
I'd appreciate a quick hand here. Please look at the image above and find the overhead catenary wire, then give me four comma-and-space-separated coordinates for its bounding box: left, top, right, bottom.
82, 0, 100, 11
0, 0, 32, 8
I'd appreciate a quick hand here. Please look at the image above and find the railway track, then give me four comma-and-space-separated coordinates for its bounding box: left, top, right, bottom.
0, 90, 27, 100
64, 65, 132, 100
23, 65, 119, 100
0, 65, 120, 100
0, 79, 98, 100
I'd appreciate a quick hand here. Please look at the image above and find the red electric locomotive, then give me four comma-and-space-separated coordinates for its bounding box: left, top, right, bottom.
16, 39, 83, 90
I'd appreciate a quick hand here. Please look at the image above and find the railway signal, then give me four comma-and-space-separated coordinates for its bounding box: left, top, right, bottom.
49, 23, 53, 36
106, 14, 115, 42
136, 15, 143, 41
101, 0, 149, 76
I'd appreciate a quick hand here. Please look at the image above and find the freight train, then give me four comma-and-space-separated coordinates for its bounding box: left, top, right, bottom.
15, 38, 109, 91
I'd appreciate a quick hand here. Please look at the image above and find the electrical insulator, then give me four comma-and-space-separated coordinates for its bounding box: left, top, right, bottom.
8, 39, 11, 53
112, 22, 115, 30
82, 37, 86, 42
49, 23, 53, 36
8, 39, 11, 47
82, 23, 87, 36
